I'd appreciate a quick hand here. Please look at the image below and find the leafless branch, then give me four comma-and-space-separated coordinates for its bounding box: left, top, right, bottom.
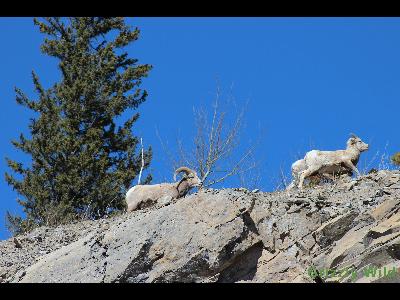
158, 84, 264, 189
137, 137, 144, 185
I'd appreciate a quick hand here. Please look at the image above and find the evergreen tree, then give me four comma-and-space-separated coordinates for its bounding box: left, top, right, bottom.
5, 17, 152, 234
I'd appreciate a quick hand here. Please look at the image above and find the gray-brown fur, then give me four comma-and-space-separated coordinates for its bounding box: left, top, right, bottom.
125, 167, 201, 212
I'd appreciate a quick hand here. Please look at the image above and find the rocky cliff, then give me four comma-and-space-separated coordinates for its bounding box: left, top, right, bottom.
1, 170, 400, 283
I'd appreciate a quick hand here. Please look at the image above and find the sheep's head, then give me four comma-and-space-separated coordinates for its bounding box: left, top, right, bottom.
173, 166, 202, 188
347, 134, 369, 152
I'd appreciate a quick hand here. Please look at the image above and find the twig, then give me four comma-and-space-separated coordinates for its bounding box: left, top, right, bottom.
137, 137, 144, 185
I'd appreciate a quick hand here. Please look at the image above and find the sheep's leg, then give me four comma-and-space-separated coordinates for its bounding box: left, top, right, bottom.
298, 167, 319, 190
127, 203, 135, 213
127, 197, 143, 212
343, 160, 360, 177
290, 171, 299, 189
298, 171, 307, 190
322, 172, 335, 182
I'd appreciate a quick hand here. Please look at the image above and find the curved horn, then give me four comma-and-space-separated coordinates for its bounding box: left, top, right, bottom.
349, 132, 358, 139
173, 166, 195, 181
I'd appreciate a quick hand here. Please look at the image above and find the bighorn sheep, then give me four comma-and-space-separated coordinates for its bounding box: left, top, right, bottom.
287, 157, 352, 189
125, 167, 202, 212
295, 134, 369, 190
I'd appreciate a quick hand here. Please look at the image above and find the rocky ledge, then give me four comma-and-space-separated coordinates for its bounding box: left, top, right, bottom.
1, 170, 400, 283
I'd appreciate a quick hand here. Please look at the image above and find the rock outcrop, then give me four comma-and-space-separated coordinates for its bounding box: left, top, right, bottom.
1, 170, 400, 283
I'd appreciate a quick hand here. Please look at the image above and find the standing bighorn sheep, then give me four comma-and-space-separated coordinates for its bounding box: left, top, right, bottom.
125, 167, 202, 212
291, 134, 369, 190
287, 157, 352, 189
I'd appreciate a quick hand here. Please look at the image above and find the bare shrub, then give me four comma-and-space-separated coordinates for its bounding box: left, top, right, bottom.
157, 84, 263, 189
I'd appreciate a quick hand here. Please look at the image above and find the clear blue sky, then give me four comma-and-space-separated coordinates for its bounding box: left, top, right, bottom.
1, 17, 400, 240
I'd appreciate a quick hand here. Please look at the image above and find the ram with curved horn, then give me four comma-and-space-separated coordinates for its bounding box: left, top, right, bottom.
125, 166, 202, 212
